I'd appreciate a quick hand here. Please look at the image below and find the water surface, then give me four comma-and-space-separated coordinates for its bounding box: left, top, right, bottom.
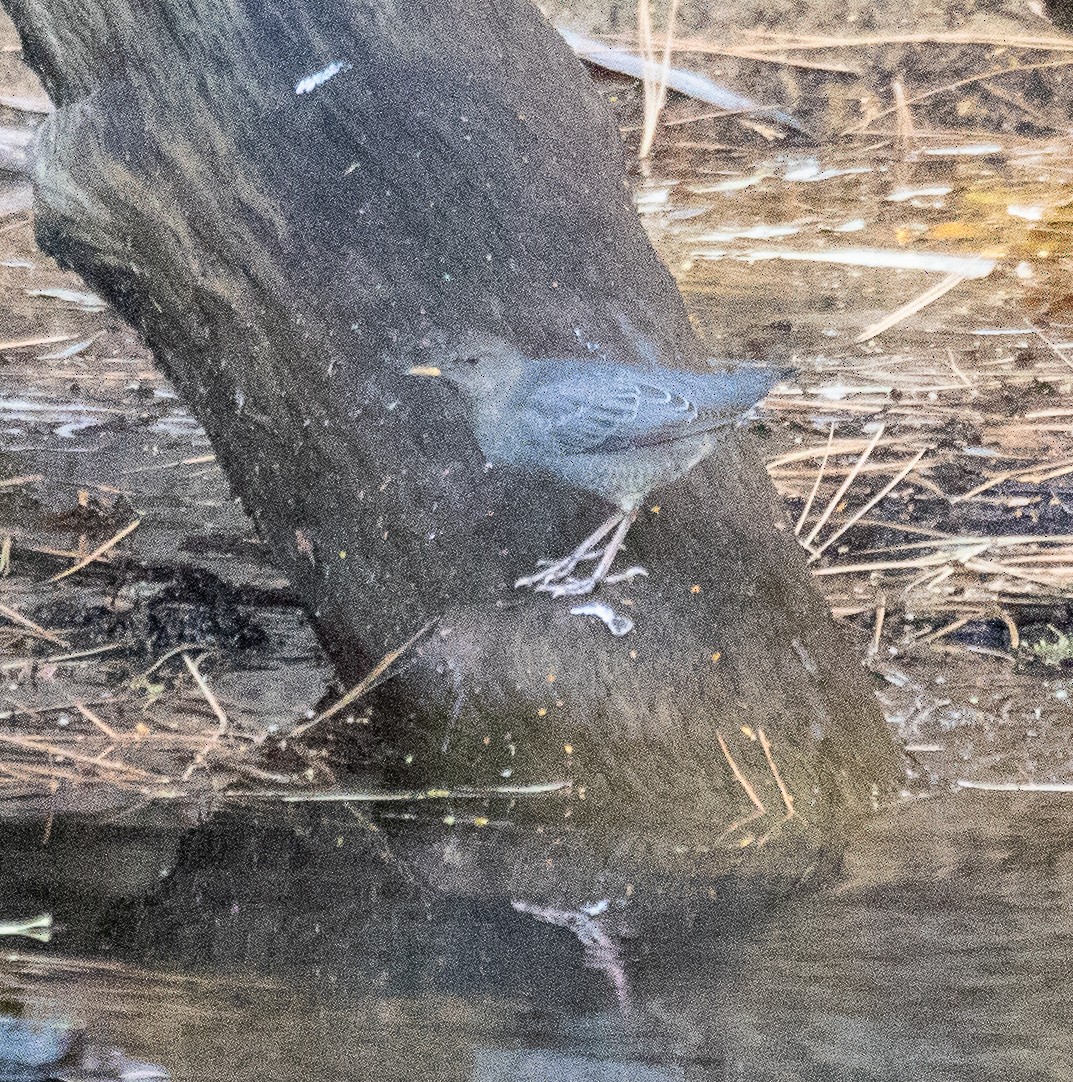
1, 794, 1070, 1080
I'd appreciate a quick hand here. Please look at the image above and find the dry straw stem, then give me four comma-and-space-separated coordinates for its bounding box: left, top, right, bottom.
0, 730, 169, 783
892, 79, 916, 158
870, 592, 887, 655
801, 424, 885, 549
716, 731, 764, 811
854, 273, 968, 344
914, 611, 981, 646
0, 333, 75, 352
647, 30, 1073, 55
774, 455, 940, 483
958, 779, 1073, 792
714, 731, 769, 846
842, 56, 1073, 135
291, 620, 435, 738
1027, 321, 1073, 371
808, 448, 928, 563
49, 518, 140, 582
230, 780, 571, 803
769, 435, 911, 471
757, 728, 795, 818
181, 651, 232, 781
955, 455, 1073, 502
0, 474, 43, 489
637, 0, 681, 160
812, 547, 979, 577
124, 453, 216, 474
793, 421, 835, 536
74, 700, 120, 742
46, 642, 123, 664
0, 600, 68, 647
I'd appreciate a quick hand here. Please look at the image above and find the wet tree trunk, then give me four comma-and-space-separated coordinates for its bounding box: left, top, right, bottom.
2, 0, 899, 867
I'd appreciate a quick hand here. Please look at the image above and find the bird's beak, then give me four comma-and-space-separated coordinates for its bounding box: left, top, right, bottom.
406, 364, 441, 378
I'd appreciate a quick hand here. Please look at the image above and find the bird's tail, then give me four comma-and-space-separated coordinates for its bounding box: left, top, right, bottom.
714, 363, 794, 413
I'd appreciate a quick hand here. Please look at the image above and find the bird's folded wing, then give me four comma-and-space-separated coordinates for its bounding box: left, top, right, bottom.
530, 373, 746, 454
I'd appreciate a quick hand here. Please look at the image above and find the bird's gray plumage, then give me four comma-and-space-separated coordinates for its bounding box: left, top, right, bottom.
425, 347, 786, 510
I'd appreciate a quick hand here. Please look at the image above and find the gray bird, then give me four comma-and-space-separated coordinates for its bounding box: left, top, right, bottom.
408, 344, 787, 596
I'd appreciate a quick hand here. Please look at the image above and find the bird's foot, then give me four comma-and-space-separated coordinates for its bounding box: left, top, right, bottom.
536, 564, 647, 598
514, 551, 593, 591
519, 558, 618, 595
530, 547, 602, 571
604, 565, 649, 586
516, 512, 641, 596
514, 513, 625, 592
539, 574, 602, 598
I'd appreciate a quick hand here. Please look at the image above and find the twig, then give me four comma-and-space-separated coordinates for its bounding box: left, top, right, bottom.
0, 601, 69, 647
843, 56, 1073, 135
794, 421, 835, 537
808, 448, 927, 562
914, 612, 981, 646
291, 621, 436, 737
49, 519, 140, 582
123, 454, 216, 475
854, 273, 968, 344
74, 701, 121, 742
802, 424, 885, 548
715, 809, 767, 846
892, 79, 915, 158
870, 592, 887, 656
997, 609, 1020, 650
0, 474, 43, 489
640, 29, 1073, 55
1027, 320, 1073, 371
716, 731, 765, 812
757, 728, 795, 818
46, 643, 124, 664
638, 0, 681, 159
181, 652, 231, 781
812, 548, 977, 576
0, 333, 75, 352
0, 731, 168, 781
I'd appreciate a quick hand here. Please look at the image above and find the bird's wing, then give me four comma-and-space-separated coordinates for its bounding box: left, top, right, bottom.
524, 364, 782, 454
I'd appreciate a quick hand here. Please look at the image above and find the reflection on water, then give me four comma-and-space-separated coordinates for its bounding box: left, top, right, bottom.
1, 795, 1071, 1081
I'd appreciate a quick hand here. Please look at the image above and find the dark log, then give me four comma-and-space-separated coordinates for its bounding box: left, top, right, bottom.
1, 0, 899, 867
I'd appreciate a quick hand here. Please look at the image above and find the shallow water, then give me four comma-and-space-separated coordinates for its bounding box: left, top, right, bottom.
4, 38, 1073, 1082
1, 793, 1071, 1081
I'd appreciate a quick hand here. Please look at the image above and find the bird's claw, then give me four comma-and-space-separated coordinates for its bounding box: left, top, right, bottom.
528, 564, 649, 597
515, 553, 599, 590
515, 512, 635, 596
538, 576, 599, 597
603, 565, 648, 585
531, 549, 600, 572
515, 564, 576, 590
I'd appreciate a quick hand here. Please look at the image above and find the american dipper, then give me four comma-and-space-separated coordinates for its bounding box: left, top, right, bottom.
408, 344, 787, 595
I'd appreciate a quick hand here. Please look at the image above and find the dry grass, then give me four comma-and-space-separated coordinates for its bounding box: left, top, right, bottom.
7, 14, 1073, 808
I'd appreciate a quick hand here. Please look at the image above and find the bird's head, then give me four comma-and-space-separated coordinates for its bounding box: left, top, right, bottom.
406, 339, 525, 412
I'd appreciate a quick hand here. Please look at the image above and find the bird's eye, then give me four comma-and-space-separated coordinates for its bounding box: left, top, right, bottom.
462, 355, 480, 366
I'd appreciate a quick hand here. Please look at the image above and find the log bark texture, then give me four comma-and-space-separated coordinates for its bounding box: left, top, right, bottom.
2, 0, 899, 863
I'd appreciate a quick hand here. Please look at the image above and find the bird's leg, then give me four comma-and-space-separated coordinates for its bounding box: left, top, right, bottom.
511, 898, 631, 1011
514, 513, 623, 591
541, 510, 638, 597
